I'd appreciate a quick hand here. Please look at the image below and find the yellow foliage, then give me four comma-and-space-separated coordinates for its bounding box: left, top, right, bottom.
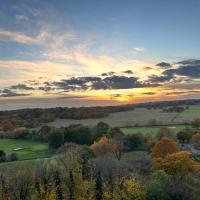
103, 178, 146, 200
122, 178, 146, 200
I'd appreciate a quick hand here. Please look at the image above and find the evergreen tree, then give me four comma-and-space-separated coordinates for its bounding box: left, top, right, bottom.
95, 171, 103, 200
54, 170, 63, 200
68, 170, 75, 200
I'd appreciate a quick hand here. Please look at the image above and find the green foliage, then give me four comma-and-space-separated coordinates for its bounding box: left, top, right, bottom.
65, 125, 92, 145
177, 129, 192, 143
94, 122, 109, 140
48, 129, 64, 149
191, 118, 200, 128
125, 133, 144, 151
146, 170, 170, 200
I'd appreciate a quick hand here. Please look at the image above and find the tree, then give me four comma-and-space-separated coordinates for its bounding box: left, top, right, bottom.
2, 120, 14, 132
77, 146, 95, 179
156, 127, 174, 140
146, 170, 170, 200
177, 129, 192, 143
191, 118, 200, 129
95, 171, 103, 200
91, 137, 111, 156
121, 178, 146, 200
6, 153, 19, 162
94, 122, 109, 140
12, 128, 29, 139
0, 150, 6, 163
53, 170, 63, 200
110, 138, 124, 160
151, 138, 179, 159
48, 129, 64, 149
68, 170, 75, 200
191, 133, 200, 149
152, 151, 200, 176
108, 127, 124, 138
35, 126, 54, 142
125, 133, 144, 151
66, 125, 92, 145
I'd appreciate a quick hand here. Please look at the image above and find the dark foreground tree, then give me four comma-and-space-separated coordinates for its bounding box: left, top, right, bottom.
95, 171, 103, 200
68, 170, 75, 200
54, 170, 63, 200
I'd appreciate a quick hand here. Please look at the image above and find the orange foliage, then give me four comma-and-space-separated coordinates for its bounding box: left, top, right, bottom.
152, 151, 200, 175
91, 136, 111, 155
151, 137, 179, 159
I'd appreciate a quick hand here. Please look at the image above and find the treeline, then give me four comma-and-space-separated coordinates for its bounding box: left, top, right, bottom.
0, 105, 134, 128
133, 98, 200, 109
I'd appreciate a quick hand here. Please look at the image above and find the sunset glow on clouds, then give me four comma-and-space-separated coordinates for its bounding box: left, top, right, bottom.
0, 0, 200, 108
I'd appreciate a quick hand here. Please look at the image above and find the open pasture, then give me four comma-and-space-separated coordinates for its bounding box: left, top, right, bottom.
0, 139, 51, 160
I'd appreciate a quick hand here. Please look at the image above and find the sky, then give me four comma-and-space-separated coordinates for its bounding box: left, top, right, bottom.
0, 0, 200, 109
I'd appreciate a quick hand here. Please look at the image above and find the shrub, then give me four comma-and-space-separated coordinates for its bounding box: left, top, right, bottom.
0, 150, 6, 162
7, 153, 19, 162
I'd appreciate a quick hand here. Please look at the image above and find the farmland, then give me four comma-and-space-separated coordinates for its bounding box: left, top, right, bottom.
120, 124, 190, 137
47, 105, 200, 128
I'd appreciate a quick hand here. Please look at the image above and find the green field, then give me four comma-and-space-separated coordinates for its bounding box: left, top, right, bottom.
180, 105, 200, 118
0, 139, 51, 160
121, 124, 191, 137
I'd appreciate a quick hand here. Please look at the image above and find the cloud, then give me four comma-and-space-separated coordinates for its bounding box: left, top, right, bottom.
156, 62, 172, 68
134, 47, 145, 53
10, 84, 34, 90
0, 29, 44, 44
0, 89, 30, 97
148, 59, 200, 84
0, 28, 76, 47
49, 75, 151, 92
148, 74, 174, 83
101, 72, 115, 76
142, 92, 156, 95
16, 15, 29, 21
123, 70, 133, 74
164, 60, 200, 78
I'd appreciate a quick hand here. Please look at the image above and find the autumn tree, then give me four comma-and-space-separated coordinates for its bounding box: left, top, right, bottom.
91, 136, 124, 160
151, 137, 179, 159
2, 120, 15, 132
152, 151, 200, 175
91, 137, 111, 156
